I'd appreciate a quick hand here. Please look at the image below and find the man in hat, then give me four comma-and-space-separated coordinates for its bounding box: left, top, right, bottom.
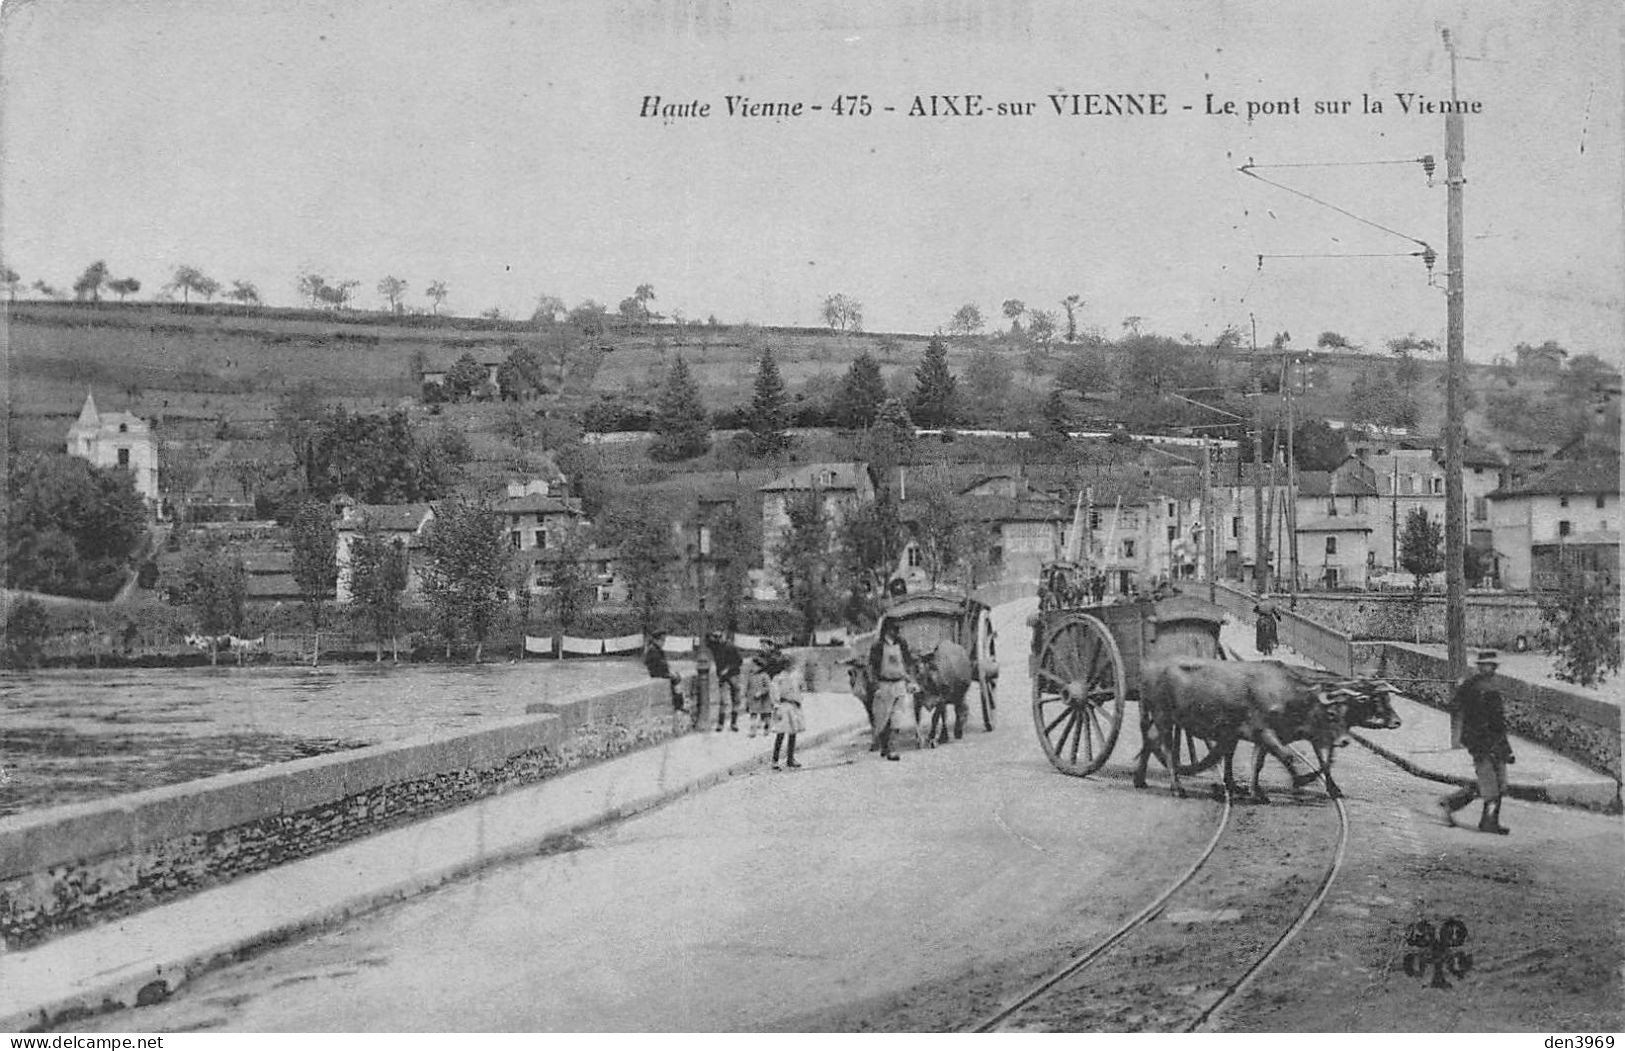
643, 630, 685, 715
867, 620, 916, 761
1440, 650, 1515, 834
707, 630, 743, 732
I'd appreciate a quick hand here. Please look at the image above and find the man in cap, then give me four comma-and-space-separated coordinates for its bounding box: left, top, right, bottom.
1440, 650, 1515, 834
707, 630, 743, 732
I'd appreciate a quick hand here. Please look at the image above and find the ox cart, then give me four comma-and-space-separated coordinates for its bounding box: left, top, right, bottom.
1030, 588, 1227, 776
876, 590, 999, 734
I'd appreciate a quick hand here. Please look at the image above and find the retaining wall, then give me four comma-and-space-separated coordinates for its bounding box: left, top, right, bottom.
0, 677, 686, 951
1286, 592, 1565, 648
1376, 645, 1621, 781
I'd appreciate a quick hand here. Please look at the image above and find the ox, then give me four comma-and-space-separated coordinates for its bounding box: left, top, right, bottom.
843, 639, 975, 750
1245, 670, 1404, 801
1133, 658, 1325, 801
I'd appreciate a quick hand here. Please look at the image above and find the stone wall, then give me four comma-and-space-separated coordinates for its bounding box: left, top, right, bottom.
1286, 592, 1557, 648
0, 678, 683, 951
1375, 645, 1621, 781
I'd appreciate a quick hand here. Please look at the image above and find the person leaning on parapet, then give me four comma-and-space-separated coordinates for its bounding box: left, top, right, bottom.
868, 620, 915, 762
1253, 594, 1283, 656
643, 630, 685, 714
1440, 650, 1515, 835
708, 630, 743, 732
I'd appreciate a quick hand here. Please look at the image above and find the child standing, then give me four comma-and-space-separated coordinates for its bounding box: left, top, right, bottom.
767, 644, 804, 770
745, 639, 786, 738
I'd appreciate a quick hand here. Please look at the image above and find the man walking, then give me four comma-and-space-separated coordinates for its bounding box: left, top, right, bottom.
1440, 650, 1515, 835
1253, 594, 1282, 656
868, 621, 915, 762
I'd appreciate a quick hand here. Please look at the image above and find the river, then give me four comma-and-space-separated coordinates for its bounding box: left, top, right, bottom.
0, 658, 657, 817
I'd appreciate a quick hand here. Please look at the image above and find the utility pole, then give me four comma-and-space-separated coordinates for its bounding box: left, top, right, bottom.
1284, 355, 1300, 605
1252, 372, 1268, 594
1443, 28, 1469, 685
1202, 440, 1215, 603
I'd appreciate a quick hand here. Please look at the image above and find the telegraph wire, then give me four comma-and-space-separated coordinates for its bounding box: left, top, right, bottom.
1237, 165, 1431, 249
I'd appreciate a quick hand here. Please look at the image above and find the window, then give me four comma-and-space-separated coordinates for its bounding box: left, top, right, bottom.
1327, 499, 1337, 517
1432, 477, 1444, 495
118, 423, 128, 433
1353, 497, 1363, 513
1122, 539, 1135, 559
1167, 502, 1176, 517
511, 513, 522, 525
1088, 511, 1101, 530
1559, 495, 1569, 508
509, 531, 522, 549
1231, 516, 1242, 538
1167, 525, 1177, 541
1473, 497, 1488, 522
534, 530, 547, 549
906, 544, 922, 568
117, 448, 130, 468
1325, 537, 1337, 555
1558, 521, 1571, 537
1597, 494, 1607, 509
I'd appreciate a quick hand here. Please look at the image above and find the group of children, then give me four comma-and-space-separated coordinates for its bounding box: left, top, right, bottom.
644, 630, 805, 771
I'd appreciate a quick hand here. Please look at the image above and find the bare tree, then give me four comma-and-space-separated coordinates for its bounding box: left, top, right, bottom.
425, 280, 449, 315
821, 293, 863, 334
377, 275, 409, 314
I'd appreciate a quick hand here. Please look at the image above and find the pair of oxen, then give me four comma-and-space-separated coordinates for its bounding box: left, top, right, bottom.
1133, 657, 1408, 802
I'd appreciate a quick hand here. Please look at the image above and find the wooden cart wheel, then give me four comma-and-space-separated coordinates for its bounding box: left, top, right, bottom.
1031, 613, 1125, 776
976, 609, 997, 731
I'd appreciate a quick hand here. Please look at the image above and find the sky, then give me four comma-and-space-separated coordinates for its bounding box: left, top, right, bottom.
2, 0, 1620, 363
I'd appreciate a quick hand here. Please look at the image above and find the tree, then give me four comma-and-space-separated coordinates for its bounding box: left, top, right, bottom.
420, 497, 508, 661
305, 407, 450, 504
1038, 388, 1073, 451
289, 500, 337, 665
316, 279, 359, 310
5, 453, 148, 599
1291, 419, 1349, 472
1055, 346, 1111, 397
1538, 563, 1621, 688
1317, 331, 1357, 352
1026, 309, 1058, 347
106, 277, 141, 301
180, 545, 248, 661
1001, 299, 1026, 332
837, 487, 904, 618
443, 353, 488, 401
962, 346, 1014, 424
166, 265, 216, 304
1060, 294, 1084, 342
73, 260, 110, 302
833, 352, 887, 429
745, 347, 791, 457
602, 503, 672, 636
908, 477, 969, 588
1387, 333, 1437, 387
546, 520, 596, 632
948, 303, 984, 338
496, 345, 548, 400
1513, 340, 1567, 371
776, 491, 836, 641
3, 597, 49, 669
863, 398, 916, 477
910, 334, 958, 427
532, 293, 567, 323
568, 299, 609, 338
349, 523, 409, 661
225, 279, 260, 309
1121, 315, 1144, 336
1399, 507, 1445, 634
649, 355, 711, 461
821, 293, 863, 334
32, 280, 64, 299
634, 283, 657, 322
298, 273, 328, 308
425, 280, 450, 315
1, 264, 20, 301
377, 275, 408, 313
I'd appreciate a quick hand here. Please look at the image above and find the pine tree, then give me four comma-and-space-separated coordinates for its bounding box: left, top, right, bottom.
650, 355, 711, 462
745, 347, 790, 457
833, 353, 887, 429
910, 335, 958, 427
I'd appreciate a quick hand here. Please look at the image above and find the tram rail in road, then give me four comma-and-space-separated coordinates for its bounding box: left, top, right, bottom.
971, 746, 1351, 1033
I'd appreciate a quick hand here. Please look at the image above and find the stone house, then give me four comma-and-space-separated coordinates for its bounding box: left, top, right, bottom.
494, 479, 586, 589
1487, 452, 1619, 590
759, 462, 874, 591
65, 391, 159, 505
334, 503, 436, 604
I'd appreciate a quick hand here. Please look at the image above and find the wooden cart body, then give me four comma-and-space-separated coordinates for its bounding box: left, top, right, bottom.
877, 590, 999, 733
1029, 588, 1227, 776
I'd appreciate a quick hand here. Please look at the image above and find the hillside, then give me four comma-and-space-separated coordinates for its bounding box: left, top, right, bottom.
5, 300, 1613, 462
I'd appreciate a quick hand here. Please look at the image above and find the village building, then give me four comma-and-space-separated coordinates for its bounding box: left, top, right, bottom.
495, 477, 586, 589
65, 391, 159, 506
333, 503, 436, 604
1487, 450, 1619, 591
759, 462, 874, 591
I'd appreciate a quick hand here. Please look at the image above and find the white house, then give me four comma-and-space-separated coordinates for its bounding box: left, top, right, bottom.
1487, 452, 1619, 590
65, 391, 159, 505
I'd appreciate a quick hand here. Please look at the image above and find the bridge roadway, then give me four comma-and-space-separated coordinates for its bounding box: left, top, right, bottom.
63, 599, 1623, 1032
